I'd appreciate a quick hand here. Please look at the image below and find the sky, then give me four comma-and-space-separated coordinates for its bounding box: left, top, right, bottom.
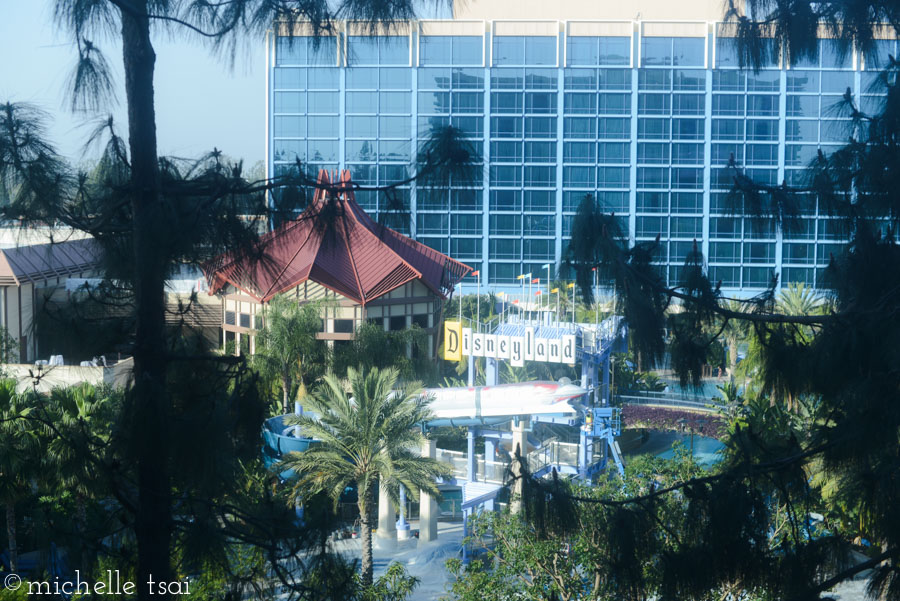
0, 1, 267, 167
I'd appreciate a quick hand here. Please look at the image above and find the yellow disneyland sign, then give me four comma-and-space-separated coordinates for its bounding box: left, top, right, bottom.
443, 320, 463, 361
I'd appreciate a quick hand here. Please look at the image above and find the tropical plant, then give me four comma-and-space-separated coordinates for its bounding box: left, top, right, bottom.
252, 295, 329, 414
280, 366, 450, 586
0, 380, 39, 573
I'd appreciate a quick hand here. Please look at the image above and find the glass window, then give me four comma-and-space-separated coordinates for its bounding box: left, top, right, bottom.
420, 36, 451, 65
525, 117, 556, 138
598, 93, 631, 114
452, 92, 483, 113
491, 141, 522, 162
524, 215, 555, 236
599, 69, 631, 89
274, 68, 305, 89
490, 238, 520, 259
379, 116, 409, 138
274, 140, 305, 162
710, 242, 740, 262
419, 68, 452, 89
308, 140, 338, 162
671, 192, 703, 213
525, 92, 557, 114
637, 142, 669, 164
864, 39, 896, 70
565, 117, 597, 138
308, 115, 338, 137
786, 71, 819, 93
600, 37, 631, 65
637, 167, 669, 188
525, 165, 555, 186
747, 71, 780, 91
712, 95, 745, 116
490, 165, 522, 186
715, 37, 739, 68
525, 37, 557, 66
564, 93, 596, 114
347, 91, 377, 113
712, 119, 743, 140
563, 166, 595, 187
452, 68, 484, 89
672, 118, 704, 140
564, 141, 596, 163
673, 70, 705, 90
637, 192, 667, 212
378, 140, 409, 161
525, 190, 555, 211
564, 69, 598, 90
638, 94, 671, 115
308, 91, 338, 113
274, 91, 304, 113
493, 37, 525, 66
491, 68, 524, 89
672, 94, 704, 115
672, 168, 703, 188
710, 217, 740, 237
786, 96, 818, 118
747, 95, 778, 116
525, 141, 556, 163
641, 37, 672, 67
598, 117, 630, 139
786, 120, 818, 142
346, 68, 378, 89
274, 116, 305, 137
525, 68, 558, 89
381, 68, 411, 89
490, 190, 522, 211
453, 37, 484, 65
637, 118, 670, 139
307, 68, 339, 88
746, 119, 778, 140
642, 37, 705, 67
713, 70, 744, 91
636, 216, 668, 238
490, 214, 522, 235
452, 116, 484, 138
451, 189, 482, 211
567, 37, 599, 66
491, 116, 523, 137
639, 70, 672, 90
451, 214, 482, 235
598, 167, 629, 187
671, 216, 702, 237
524, 238, 554, 260
345, 140, 375, 163
380, 91, 410, 113
672, 143, 703, 164
418, 91, 450, 114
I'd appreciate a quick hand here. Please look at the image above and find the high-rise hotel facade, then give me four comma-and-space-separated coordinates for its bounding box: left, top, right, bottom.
266, 0, 897, 292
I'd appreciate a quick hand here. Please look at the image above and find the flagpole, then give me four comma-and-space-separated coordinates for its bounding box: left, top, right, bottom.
594, 268, 599, 326
476, 271, 481, 333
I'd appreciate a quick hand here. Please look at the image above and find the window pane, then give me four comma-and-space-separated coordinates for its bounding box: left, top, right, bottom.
673, 38, 705, 66
493, 37, 525, 66
525, 37, 557, 66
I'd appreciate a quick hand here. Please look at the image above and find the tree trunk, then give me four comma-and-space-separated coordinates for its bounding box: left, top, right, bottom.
358, 490, 375, 587
282, 372, 292, 414
728, 338, 739, 375
5, 501, 16, 573
119, 4, 173, 601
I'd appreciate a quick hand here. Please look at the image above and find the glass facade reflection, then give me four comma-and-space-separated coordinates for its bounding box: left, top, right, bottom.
268, 23, 896, 291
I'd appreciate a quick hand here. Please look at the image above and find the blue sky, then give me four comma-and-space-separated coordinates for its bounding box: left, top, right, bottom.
0, 1, 266, 166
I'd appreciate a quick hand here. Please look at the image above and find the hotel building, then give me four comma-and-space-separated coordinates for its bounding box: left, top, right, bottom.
266, 0, 897, 292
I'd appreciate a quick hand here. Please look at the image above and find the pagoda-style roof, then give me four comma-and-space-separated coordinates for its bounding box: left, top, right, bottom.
204, 170, 471, 305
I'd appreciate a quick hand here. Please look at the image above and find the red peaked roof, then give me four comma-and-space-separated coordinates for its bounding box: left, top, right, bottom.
204, 170, 471, 305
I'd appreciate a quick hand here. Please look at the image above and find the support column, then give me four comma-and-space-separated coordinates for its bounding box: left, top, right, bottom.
396, 486, 411, 540
467, 427, 477, 482
485, 357, 499, 386
377, 482, 396, 542
419, 437, 438, 543
578, 427, 588, 479
484, 438, 496, 511
467, 353, 476, 386
511, 418, 529, 514
602, 355, 611, 406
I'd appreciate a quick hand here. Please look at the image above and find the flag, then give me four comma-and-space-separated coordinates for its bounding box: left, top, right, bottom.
567, 282, 575, 288
524, 273, 532, 279
542, 263, 551, 269
516, 274, 525, 280
531, 278, 539, 284
592, 267, 597, 271
471, 270, 480, 277
535, 290, 542, 296
497, 291, 505, 297
513, 300, 519, 304
551, 288, 559, 293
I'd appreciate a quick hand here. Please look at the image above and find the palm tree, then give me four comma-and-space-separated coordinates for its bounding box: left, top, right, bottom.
252, 295, 329, 414
44, 384, 119, 572
720, 300, 750, 376
0, 380, 39, 573
280, 367, 449, 586
777, 282, 824, 316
